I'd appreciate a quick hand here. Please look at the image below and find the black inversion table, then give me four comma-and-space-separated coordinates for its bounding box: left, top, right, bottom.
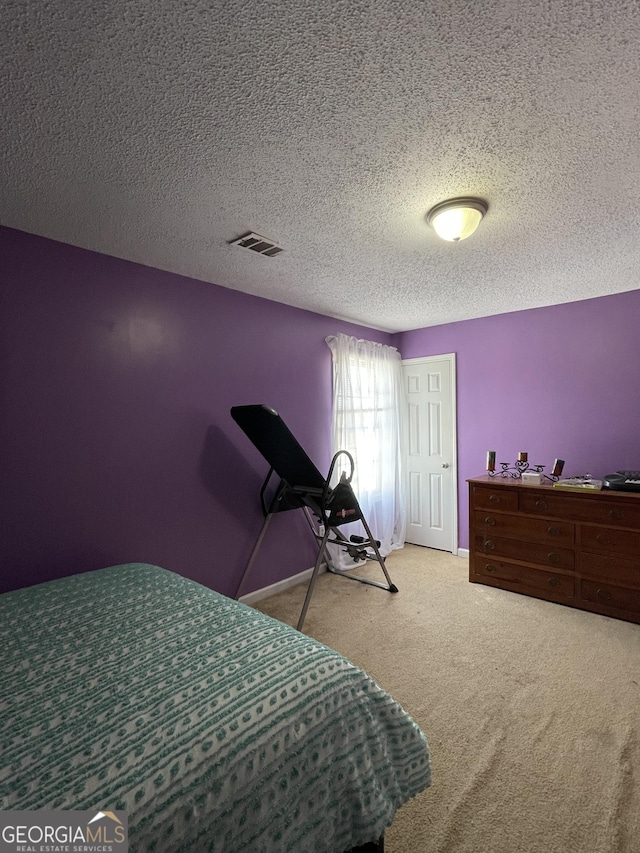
231, 404, 398, 631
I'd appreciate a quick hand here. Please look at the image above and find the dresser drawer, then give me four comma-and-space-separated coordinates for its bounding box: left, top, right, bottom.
475, 558, 575, 597
580, 525, 640, 555
474, 534, 575, 570
470, 485, 519, 512
520, 491, 640, 528
473, 509, 574, 546
581, 579, 640, 614
578, 552, 640, 587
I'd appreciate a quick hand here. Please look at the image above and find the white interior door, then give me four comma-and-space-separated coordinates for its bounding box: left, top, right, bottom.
402, 354, 457, 553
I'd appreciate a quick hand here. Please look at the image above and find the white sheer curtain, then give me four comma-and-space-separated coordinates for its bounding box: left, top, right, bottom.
326, 333, 406, 562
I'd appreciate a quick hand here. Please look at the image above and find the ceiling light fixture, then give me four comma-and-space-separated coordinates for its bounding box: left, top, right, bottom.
426, 197, 488, 242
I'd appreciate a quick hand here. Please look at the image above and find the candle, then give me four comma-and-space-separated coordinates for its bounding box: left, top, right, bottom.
518, 451, 528, 462
486, 451, 496, 472
551, 458, 565, 477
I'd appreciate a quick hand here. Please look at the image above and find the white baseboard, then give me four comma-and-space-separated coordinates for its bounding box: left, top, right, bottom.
240, 547, 468, 604
239, 564, 325, 605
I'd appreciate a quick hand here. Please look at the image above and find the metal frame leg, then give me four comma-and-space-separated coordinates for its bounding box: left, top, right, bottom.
296, 508, 398, 633
297, 525, 332, 631
235, 484, 398, 631
234, 512, 274, 600
358, 514, 396, 589
235, 478, 291, 600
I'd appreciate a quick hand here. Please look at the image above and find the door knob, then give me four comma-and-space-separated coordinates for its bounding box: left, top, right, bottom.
441, 463, 449, 468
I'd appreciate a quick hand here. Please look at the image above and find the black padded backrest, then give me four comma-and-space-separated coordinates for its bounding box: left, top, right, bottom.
231, 405, 326, 492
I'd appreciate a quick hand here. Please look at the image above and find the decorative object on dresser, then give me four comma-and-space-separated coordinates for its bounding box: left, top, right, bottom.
553, 476, 603, 491
603, 470, 640, 492
468, 475, 640, 625
486, 451, 564, 482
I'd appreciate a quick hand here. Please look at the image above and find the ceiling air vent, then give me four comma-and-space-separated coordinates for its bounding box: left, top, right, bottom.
230, 232, 284, 257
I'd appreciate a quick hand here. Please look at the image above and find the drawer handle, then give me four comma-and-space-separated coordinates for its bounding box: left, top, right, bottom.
596, 534, 610, 545
489, 494, 500, 503
484, 516, 496, 526
547, 552, 560, 564
548, 526, 561, 537
535, 499, 548, 510
596, 588, 612, 603
485, 564, 497, 573
483, 540, 495, 551
548, 577, 561, 588
609, 509, 624, 520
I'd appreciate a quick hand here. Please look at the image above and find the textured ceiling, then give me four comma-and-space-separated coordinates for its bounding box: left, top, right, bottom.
1, 0, 639, 332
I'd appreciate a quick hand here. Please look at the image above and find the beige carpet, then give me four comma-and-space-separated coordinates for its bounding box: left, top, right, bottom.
254, 545, 640, 853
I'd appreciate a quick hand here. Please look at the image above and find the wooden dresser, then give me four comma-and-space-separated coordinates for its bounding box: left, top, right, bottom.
468, 475, 640, 624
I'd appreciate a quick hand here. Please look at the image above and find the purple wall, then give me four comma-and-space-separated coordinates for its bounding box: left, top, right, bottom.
393, 291, 640, 549
0, 226, 391, 594
4, 225, 639, 586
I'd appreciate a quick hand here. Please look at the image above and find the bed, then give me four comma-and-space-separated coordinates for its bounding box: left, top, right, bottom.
0, 563, 431, 852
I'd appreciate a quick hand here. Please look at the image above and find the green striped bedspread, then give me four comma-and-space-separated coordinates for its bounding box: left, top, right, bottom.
0, 564, 430, 852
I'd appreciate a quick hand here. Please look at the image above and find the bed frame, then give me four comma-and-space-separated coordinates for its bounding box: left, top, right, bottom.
349, 838, 384, 852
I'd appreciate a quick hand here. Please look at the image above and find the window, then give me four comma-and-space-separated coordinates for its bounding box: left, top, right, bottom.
326, 334, 406, 555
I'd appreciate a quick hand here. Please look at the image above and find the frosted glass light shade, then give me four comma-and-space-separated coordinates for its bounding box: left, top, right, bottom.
426, 197, 488, 242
